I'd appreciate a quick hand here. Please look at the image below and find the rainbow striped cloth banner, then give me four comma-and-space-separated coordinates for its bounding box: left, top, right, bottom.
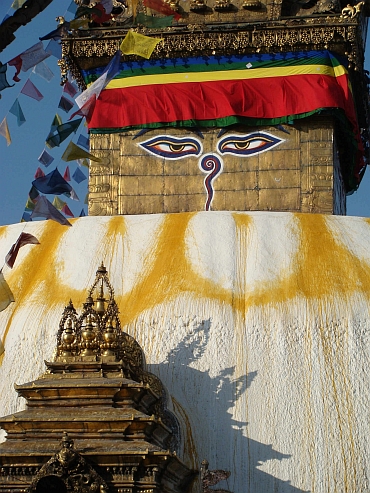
83, 50, 364, 189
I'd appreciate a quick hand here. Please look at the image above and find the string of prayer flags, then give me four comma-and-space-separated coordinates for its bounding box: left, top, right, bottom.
58, 95, 74, 113
30, 196, 72, 226
63, 166, 71, 181
20, 79, 43, 101
75, 50, 121, 109
62, 141, 102, 163
33, 61, 54, 82
34, 167, 45, 179
45, 40, 62, 59
62, 204, 74, 217
0, 117, 11, 146
72, 167, 87, 184
52, 196, 66, 210
77, 134, 89, 150
8, 42, 50, 82
46, 118, 82, 148
0, 272, 14, 314
38, 149, 54, 167
120, 31, 162, 59
0, 63, 14, 93
9, 98, 26, 126
63, 81, 78, 98
5, 232, 40, 269
79, 209, 86, 217
135, 13, 174, 28
32, 168, 72, 195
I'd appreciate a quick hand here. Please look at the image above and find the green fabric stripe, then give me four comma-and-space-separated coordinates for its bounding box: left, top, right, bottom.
84, 54, 340, 85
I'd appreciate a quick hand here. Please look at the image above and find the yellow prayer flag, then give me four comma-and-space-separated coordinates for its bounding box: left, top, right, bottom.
0, 117, 11, 146
62, 141, 101, 163
0, 272, 14, 313
11, 0, 26, 9
52, 196, 66, 210
120, 31, 162, 59
0, 338, 4, 357
70, 18, 90, 30
130, 0, 139, 19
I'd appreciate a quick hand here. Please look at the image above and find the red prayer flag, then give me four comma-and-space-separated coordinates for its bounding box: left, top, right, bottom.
34, 167, 45, 179
61, 204, 74, 217
143, 0, 181, 19
5, 232, 40, 269
7, 55, 22, 82
63, 80, 78, 97
63, 166, 71, 181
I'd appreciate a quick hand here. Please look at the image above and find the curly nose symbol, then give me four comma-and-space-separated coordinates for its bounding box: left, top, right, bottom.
199, 154, 223, 211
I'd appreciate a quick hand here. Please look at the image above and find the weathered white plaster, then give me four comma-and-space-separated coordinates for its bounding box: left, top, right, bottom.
0, 211, 370, 493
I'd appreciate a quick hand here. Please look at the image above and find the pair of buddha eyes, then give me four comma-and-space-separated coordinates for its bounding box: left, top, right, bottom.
139, 133, 283, 159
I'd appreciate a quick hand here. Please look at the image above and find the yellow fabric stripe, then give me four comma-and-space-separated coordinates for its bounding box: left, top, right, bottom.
104, 64, 348, 90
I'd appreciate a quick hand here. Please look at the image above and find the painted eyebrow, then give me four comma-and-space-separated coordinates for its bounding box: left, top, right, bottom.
133, 128, 205, 140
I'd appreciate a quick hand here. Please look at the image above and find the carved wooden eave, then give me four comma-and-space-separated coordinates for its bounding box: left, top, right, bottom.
60, 9, 369, 128
0, 264, 195, 493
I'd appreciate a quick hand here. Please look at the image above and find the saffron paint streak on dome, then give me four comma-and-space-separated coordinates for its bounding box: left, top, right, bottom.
0, 211, 370, 493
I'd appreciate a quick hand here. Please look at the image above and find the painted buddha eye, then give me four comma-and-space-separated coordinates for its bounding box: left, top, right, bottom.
139, 135, 202, 160
218, 132, 284, 156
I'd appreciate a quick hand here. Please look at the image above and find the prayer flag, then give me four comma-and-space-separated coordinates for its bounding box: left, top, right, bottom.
9, 98, 26, 126
69, 95, 96, 122
33, 61, 54, 82
46, 118, 82, 148
84, 193, 89, 205
70, 188, 79, 201
135, 13, 174, 28
120, 31, 162, 59
29, 186, 39, 201
58, 95, 74, 113
70, 18, 90, 29
40, 22, 70, 42
11, 0, 26, 8
0, 272, 14, 313
32, 168, 72, 195
30, 196, 72, 226
20, 79, 43, 101
20, 42, 50, 72
21, 212, 32, 222
5, 232, 40, 269
62, 204, 74, 217
75, 50, 121, 109
63, 166, 71, 181
78, 158, 89, 167
63, 81, 78, 98
0, 63, 13, 92
72, 167, 87, 184
77, 134, 89, 150
25, 197, 36, 211
38, 149, 54, 167
45, 39, 62, 58
52, 196, 66, 210
0, 118, 11, 146
34, 167, 45, 179
7, 55, 22, 81
79, 208, 86, 217
62, 141, 101, 162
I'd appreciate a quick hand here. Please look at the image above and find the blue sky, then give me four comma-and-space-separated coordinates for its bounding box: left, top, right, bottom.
0, 0, 369, 226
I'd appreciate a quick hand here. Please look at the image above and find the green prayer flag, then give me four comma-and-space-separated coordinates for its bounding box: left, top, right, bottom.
11, 0, 26, 9
46, 118, 83, 148
25, 197, 36, 211
52, 196, 66, 210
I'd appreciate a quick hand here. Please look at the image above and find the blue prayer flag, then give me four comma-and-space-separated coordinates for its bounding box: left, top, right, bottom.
32, 168, 72, 195
9, 99, 26, 126
79, 209, 86, 217
72, 167, 87, 184
38, 149, 54, 167
77, 134, 89, 150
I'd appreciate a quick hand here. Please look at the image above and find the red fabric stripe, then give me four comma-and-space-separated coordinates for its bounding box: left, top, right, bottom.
89, 73, 357, 132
